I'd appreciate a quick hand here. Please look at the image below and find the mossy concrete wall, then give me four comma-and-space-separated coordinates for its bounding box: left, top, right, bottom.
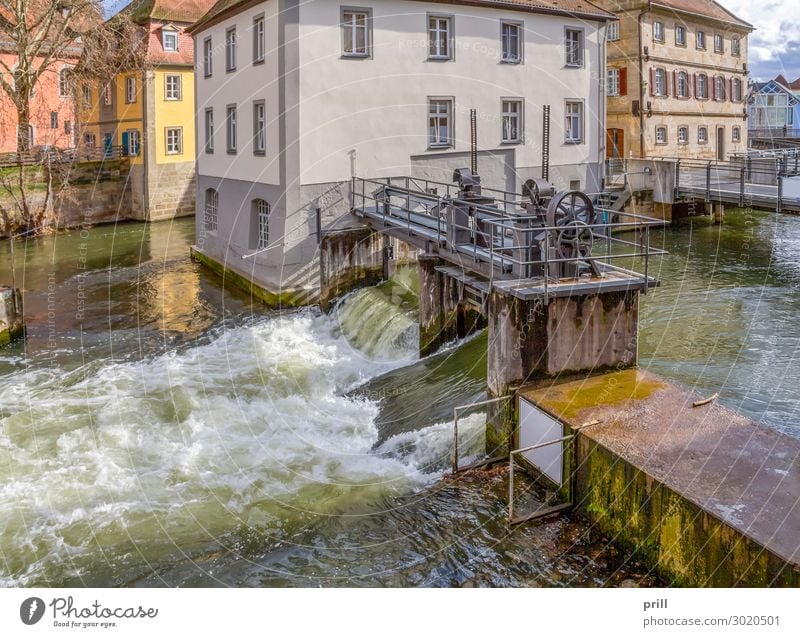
418, 254, 485, 357
0, 287, 24, 346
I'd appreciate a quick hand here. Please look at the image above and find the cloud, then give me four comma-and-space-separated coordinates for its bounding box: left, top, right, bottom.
723, 0, 800, 81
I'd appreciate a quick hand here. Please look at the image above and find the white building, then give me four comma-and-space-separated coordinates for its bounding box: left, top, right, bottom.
188, 0, 614, 303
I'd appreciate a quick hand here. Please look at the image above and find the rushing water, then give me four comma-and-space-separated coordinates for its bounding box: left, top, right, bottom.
2, 208, 796, 587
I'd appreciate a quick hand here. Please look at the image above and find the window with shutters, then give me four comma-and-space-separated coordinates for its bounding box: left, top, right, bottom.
653, 68, 666, 96
733, 78, 742, 102
697, 74, 708, 99
607, 68, 620, 96
715, 76, 725, 101
126, 129, 140, 156
677, 71, 689, 98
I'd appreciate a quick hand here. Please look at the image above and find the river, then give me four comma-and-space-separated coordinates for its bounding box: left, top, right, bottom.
0, 209, 795, 586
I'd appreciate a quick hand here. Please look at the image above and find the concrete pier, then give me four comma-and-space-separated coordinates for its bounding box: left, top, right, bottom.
486, 290, 639, 453
0, 287, 24, 345
520, 370, 800, 587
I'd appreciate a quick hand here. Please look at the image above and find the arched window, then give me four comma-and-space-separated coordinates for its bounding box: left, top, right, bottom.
715, 76, 725, 101
678, 126, 688, 144
698, 127, 708, 144
733, 78, 742, 102
677, 71, 689, 98
252, 198, 270, 249
654, 68, 666, 96
655, 126, 667, 144
697, 74, 708, 99
204, 188, 218, 231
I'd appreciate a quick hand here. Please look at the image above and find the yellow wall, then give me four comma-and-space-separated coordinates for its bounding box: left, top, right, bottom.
114, 73, 144, 165
153, 68, 195, 165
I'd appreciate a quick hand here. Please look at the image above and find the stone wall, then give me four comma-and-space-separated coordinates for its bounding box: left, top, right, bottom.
0, 287, 23, 345
145, 160, 196, 221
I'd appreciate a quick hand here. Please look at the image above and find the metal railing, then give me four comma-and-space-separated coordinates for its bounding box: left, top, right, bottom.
0, 145, 132, 168
352, 176, 665, 304
748, 127, 800, 139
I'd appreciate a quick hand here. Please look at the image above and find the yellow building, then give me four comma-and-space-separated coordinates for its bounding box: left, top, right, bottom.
79, 1, 215, 221
596, 0, 752, 161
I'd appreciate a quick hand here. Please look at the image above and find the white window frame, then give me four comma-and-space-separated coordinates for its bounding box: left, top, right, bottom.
654, 68, 666, 96
82, 84, 91, 106
607, 21, 620, 42
565, 100, 583, 143
675, 25, 686, 46
205, 189, 218, 232
162, 29, 178, 52
50, 111, 58, 129
696, 30, 706, 49
697, 73, 708, 99
607, 68, 620, 96
342, 8, 371, 57
58, 68, 70, 98
501, 98, 523, 144
732, 36, 741, 57
732, 126, 741, 142
84, 132, 96, 149
125, 76, 136, 103
677, 71, 689, 98
226, 27, 237, 72
698, 126, 708, 144
678, 126, 689, 144
655, 126, 667, 144
253, 14, 265, 63
165, 74, 181, 101
126, 129, 140, 156
255, 199, 270, 249
103, 83, 112, 106
733, 78, 742, 102
203, 37, 213, 77
428, 97, 453, 148
204, 108, 214, 153
501, 21, 522, 63
565, 28, 584, 67
714, 33, 724, 53
653, 21, 664, 42
715, 76, 725, 101
226, 104, 237, 153
253, 100, 266, 155
165, 127, 182, 154
428, 15, 452, 60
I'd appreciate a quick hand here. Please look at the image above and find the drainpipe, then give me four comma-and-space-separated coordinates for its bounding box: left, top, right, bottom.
599, 21, 607, 188
638, 4, 649, 158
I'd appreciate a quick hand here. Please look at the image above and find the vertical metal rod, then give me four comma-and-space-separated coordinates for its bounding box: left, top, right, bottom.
315, 207, 321, 244
674, 159, 680, 200
490, 223, 495, 288
508, 453, 515, 522
706, 161, 712, 202
778, 173, 784, 214
452, 408, 459, 474
470, 109, 478, 175
739, 167, 745, 207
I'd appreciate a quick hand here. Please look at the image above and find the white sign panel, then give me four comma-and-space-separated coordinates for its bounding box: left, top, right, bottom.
518, 398, 564, 485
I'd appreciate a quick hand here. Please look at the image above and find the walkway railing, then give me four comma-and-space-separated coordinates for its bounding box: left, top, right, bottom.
0, 145, 130, 168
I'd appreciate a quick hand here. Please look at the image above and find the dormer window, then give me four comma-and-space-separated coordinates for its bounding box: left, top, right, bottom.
162, 26, 178, 52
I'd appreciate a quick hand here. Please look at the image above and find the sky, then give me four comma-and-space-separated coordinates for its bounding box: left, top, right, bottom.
101, 0, 795, 82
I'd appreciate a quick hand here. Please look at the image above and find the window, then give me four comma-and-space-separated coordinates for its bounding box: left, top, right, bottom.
654, 68, 666, 96
678, 126, 688, 144
428, 16, 452, 60
653, 21, 664, 42
226, 27, 237, 71
696, 30, 705, 49
103, 84, 112, 106
698, 127, 708, 144
655, 126, 667, 144
50, 111, 58, 129
205, 108, 214, 153
165, 127, 182, 154
342, 9, 370, 57
732, 36, 741, 57
82, 85, 91, 106
607, 68, 620, 96
165, 74, 181, 100
253, 100, 266, 154
428, 98, 452, 147
697, 74, 708, 99
607, 21, 620, 42
59, 68, 70, 97
675, 25, 686, 46
565, 28, 583, 66
203, 37, 213, 77
254, 199, 270, 249
501, 99, 522, 143
677, 71, 689, 98
715, 76, 725, 101
501, 22, 522, 63
84, 132, 96, 149
714, 33, 724, 53
253, 15, 265, 63
732, 126, 741, 142
204, 189, 218, 232
64, 120, 71, 135
162, 29, 178, 52
125, 76, 136, 103
565, 101, 583, 143
226, 104, 237, 153
733, 78, 742, 102
126, 129, 140, 156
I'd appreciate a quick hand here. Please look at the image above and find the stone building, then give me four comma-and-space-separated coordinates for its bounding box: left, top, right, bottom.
78, 0, 216, 221
596, 0, 752, 161
188, 0, 614, 304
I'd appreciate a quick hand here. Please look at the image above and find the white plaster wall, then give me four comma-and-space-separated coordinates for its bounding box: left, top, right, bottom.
194, 0, 281, 185
297, 1, 605, 189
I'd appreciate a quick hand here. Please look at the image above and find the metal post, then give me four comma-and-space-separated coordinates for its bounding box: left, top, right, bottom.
508, 453, 515, 522
674, 159, 680, 201
778, 173, 784, 214
452, 407, 459, 474
315, 207, 322, 244
739, 167, 745, 208
706, 161, 712, 202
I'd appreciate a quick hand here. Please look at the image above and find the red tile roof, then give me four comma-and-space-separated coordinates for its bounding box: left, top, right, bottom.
650, 0, 752, 29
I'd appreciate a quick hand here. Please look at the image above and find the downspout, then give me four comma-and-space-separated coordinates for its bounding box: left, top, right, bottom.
599, 20, 606, 188
638, 6, 648, 158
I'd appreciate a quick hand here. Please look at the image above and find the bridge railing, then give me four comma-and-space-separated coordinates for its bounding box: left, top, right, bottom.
352, 176, 666, 304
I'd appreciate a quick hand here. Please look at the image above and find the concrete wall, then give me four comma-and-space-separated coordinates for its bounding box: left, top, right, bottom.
0, 287, 23, 345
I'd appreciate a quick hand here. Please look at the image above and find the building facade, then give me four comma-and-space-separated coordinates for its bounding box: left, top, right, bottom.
79, 0, 215, 221
597, 0, 751, 161
189, 0, 613, 303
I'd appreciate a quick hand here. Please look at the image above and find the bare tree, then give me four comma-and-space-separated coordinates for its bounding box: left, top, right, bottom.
0, 1, 147, 234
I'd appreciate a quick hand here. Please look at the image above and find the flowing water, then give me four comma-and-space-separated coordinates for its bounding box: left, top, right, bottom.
1, 208, 796, 587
